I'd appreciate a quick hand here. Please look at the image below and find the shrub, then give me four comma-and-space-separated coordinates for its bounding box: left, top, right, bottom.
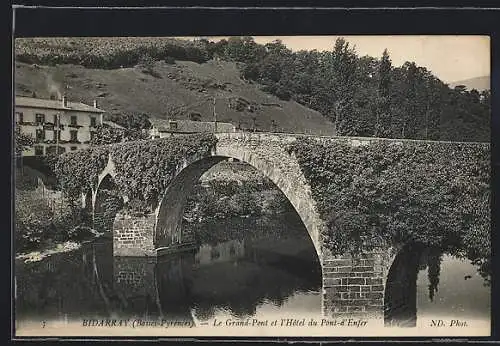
15, 193, 55, 251
66, 225, 95, 241
164, 56, 176, 64
137, 53, 161, 78
15, 212, 54, 251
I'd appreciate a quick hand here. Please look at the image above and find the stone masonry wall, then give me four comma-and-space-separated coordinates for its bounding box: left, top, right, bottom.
113, 212, 156, 256
322, 248, 396, 321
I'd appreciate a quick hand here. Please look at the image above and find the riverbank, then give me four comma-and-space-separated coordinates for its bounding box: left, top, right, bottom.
15, 230, 109, 263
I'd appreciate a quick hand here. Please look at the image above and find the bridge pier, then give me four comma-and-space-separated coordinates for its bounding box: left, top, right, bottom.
113, 210, 197, 257
321, 249, 395, 322
113, 212, 157, 256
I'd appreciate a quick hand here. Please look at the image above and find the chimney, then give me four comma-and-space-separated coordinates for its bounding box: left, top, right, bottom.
93, 99, 98, 108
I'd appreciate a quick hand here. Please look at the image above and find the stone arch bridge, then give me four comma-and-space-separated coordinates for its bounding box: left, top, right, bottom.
82, 132, 488, 324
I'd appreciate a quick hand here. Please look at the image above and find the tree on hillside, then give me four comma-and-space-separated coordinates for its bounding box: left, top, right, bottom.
402, 61, 418, 138
375, 49, 392, 137
205, 39, 229, 60
255, 40, 295, 100
15, 129, 34, 156
350, 55, 378, 136
224, 37, 266, 63
326, 38, 359, 135
290, 50, 321, 105
137, 53, 161, 78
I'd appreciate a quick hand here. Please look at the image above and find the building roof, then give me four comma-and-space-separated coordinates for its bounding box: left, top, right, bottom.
149, 118, 235, 133
15, 96, 105, 114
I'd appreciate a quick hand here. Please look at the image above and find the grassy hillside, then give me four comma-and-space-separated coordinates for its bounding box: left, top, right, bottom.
15, 59, 337, 135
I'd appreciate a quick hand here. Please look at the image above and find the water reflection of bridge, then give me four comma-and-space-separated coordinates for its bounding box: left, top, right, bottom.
108, 241, 467, 327
111, 236, 321, 322
15, 236, 488, 328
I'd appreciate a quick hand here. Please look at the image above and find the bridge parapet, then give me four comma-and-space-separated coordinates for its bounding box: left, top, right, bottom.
216, 132, 386, 149
215, 131, 489, 147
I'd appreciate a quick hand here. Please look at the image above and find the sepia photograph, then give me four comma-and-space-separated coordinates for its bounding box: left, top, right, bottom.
12, 30, 491, 337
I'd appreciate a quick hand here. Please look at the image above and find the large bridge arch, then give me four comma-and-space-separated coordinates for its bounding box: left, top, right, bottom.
153, 145, 325, 262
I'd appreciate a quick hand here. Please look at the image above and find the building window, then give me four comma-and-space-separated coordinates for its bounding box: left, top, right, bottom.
70, 115, 77, 126
36, 129, 45, 142
34, 146, 44, 156
90, 117, 96, 127
70, 130, 78, 142
169, 121, 178, 130
71, 146, 77, 151
35, 113, 45, 125
16, 112, 23, 123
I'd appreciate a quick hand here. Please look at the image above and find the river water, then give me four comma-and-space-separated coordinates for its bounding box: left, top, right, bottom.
15, 211, 490, 328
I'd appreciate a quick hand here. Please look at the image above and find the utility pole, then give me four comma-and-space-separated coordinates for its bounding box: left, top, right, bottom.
55, 113, 60, 155
213, 95, 218, 133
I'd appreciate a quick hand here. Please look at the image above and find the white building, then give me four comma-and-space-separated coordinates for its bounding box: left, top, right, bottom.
15, 96, 105, 156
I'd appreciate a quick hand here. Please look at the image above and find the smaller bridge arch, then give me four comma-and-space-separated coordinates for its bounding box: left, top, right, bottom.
93, 155, 119, 209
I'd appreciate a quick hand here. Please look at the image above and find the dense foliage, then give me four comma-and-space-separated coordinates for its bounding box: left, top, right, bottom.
15, 37, 210, 68
55, 134, 218, 211
15, 130, 34, 156
15, 193, 92, 252
90, 126, 149, 146
55, 146, 110, 202
185, 179, 289, 220
287, 138, 490, 270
